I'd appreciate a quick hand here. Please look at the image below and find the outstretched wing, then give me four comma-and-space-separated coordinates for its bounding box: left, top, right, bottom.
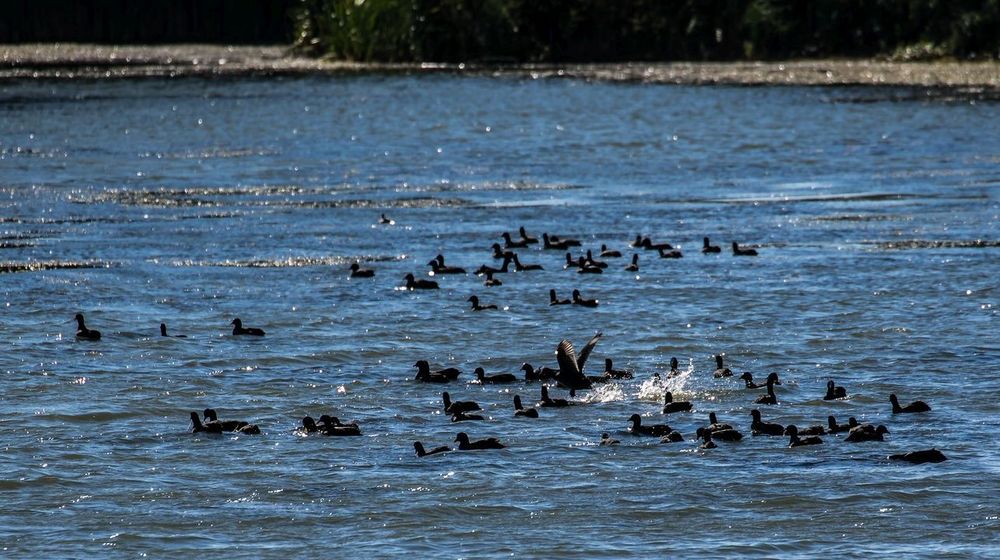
556, 339, 581, 380
575, 331, 603, 373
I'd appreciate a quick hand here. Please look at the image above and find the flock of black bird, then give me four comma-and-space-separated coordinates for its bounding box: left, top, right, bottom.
70, 217, 945, 465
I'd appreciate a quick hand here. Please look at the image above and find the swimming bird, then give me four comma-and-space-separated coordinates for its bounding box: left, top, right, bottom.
750, 409, 784, 436
442, 392, 480, 414
413, 360, 461, 382
785, 425, 823, 447
74, 313, 101, 340
667, 357, 682, 378
521, 362, 558, 382
889, 449, 947, 464
414, 441, 450, 457
549, 289, 571, 306
753, 372, 781, 405
378, 213, 394, 225
518, 226, 538, 244
160, 322, 186, 338
455, 432, 505, 450
890, 393, 931, 413
404, 273, 439, 290
203, 408, 260, 434
630, 235, 644, 248
712, 355, 732, 378
542, 233, 581, 250
696, 428, 717, 449
584, 250, 608, 269
740, 372, 762, 389
824, 379, 848, 400
600, 433, 620, 445
231, 318, 265, 336
299, 416, 323, 434
475, 254, 512, 275
451, 411, 485, 422
603, 358, 633, 379
483, 271, 502, 287
190, 411, 223, 434
796, 424, 826, 436
827, 416, 857, 434
600, 244, 622, 258
428, 254, 466, 275
571, 289, 599, 307
539, 385, 572, 407
661, 430, 685, 443
702, 237, 721, 253
708, 427, 744, 442
657, 248, 683, 259
564, 252, 579, 270
501, 232, 529, 249
625, 254, 640, 272
845, 424, 889, 443
662, 391, 693, 414
475, 367, 516, 384
468, 295, 498, 311
554, 331, 602, 391
491, 243, 506, 259
513, 395, 539, 418
316, 415, 361, 436
640, 237, 673, 251
629, 414, 672, 437
512, 253, 543, 271
706, 412, 734, 433
732, 241, 758, 256
576, 259, 603, 274
349, 262, 375, 278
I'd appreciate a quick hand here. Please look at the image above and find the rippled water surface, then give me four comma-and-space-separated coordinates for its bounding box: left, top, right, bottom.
1, 76, 999, 558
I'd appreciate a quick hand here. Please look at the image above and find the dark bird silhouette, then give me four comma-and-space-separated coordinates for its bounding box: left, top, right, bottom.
845, 424, 889, 443
702, 237, 721, 253
513, 395, 539, 418
750, 409, 784, 436
599, 244, 622, 258
713, 355, 732, 378
628, 414, 672, 437
468, 295, 498, 311
732, 241, 758, 256
512, 253, 543, 271
74, 313, 101, 340
501, 232, 529, 249
414, 441, 450, 457
824, 379, 848, 400
349, 262, 375, 277
475, 367, 516, 384
160, 322, 186, 338
455, 432, 505, 450
785, 425, 822, 447
571, 289, 599, 307
539, 385, 572, 407
889, 449, 947, 464
603, 358, 632, 379
554, 331, 602, 391
404, 273, 438, 290
662, 391, 693, 414
231, 318, 265, 336
549, 289, 571, 305
522, 363, 558, 382
442, 391, 480, 414
413, 360, 461, 382
625, 253, 640, 272
753, 372, 781, 405
890, 393, 931, 413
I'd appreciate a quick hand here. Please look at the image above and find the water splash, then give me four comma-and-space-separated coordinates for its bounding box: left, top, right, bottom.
579, 382, 625, 403
636, 360, 694, 401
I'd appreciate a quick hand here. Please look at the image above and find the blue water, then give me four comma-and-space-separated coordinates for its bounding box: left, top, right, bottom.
1, 76, 998, 558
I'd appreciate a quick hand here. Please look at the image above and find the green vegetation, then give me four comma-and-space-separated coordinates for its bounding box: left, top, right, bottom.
294, 0, 1000, 62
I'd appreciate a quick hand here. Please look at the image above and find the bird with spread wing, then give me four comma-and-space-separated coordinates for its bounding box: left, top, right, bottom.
554, 331, 603, 394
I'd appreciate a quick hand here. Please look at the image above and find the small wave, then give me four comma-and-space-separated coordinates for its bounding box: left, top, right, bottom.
167, 254, 402, 268
0, 241, 34, 249
395, 180, 582, 194
138, 147, 278, 160
812, 214, 904, 222
871, 239, 1000, 250
0, 260, 112, 273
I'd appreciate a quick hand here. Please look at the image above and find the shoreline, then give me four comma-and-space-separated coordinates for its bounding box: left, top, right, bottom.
2, 44, 1000, 90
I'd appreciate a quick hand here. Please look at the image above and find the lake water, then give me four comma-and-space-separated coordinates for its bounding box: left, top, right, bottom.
1, 75, 998, 558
